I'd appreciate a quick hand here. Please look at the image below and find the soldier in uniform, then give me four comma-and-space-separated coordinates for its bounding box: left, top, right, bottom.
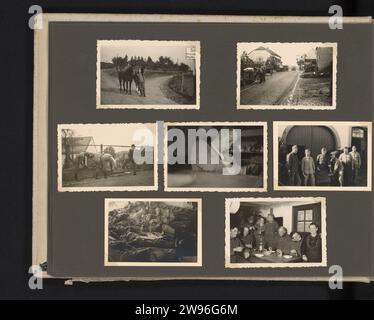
123, 144, 137, 175
350, 145, 362, 186
264, 213, 279, 250
286, 145, 301, 186
339, 147, 353, 186
230, 227, 243, 263
329, 151, 344, 187
316, 147, 329, 185
273, 226, 292, 257
240, 226, 255, 250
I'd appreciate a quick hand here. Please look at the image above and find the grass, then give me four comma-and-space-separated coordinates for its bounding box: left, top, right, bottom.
291, 77, 332, 106
167, 73, 196, 104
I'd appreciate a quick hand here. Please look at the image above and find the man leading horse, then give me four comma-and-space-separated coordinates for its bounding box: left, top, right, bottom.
117, 63, 146, 97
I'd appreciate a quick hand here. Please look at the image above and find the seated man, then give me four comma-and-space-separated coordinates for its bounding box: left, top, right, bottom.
230, 227, 243, 263
241, 226, 255, 249
236, 248, 252, 263
242, 215, 256, 232
302, 223, 322, 262
273, 226, 292, 256
289, 232, 303, 257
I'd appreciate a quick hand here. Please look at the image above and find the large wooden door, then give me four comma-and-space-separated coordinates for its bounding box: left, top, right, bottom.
286, 126, 336, 158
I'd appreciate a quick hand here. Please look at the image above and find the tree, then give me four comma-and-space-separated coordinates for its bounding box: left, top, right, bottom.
146, 56, 154, 69
112, 56, 120, 70
163, 56, 173, 66
61, 129, 75, 168
179, 63, 190, 73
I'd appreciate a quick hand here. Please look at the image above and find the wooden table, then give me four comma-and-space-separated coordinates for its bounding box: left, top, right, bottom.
248, 251, 301, 263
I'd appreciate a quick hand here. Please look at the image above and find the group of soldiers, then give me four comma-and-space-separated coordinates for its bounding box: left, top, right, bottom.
230, 213, 322, 263
286, 145, 362, 187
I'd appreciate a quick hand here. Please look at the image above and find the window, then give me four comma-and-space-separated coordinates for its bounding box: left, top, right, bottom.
296, 209, 314, 233
352, 127, 364, 139
293, 203, 321, 235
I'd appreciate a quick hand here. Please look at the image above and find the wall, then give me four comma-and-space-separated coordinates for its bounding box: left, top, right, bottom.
332, 125, 351, 148
258, 203, 293, 231
258, 201, 318, 233
248, 50, 271, 63
278, 125, 352, 150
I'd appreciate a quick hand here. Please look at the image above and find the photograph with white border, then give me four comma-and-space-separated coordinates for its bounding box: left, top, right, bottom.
164, 122, 268, 192
57, 123, 158, 192
225, 197, 327, 268
97, 40, 200, 109
237, 42, 337, 109
105, 198, 202, 267
273, 121, 372, 191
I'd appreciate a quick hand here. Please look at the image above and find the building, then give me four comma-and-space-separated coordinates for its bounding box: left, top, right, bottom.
62, 136, 97, 168
278, 125, 368, 184
298, 47, 332, 73
315, 47, 333, 72
247, 47, 282, 72
278, 125, 368, 167
277, 125, 369, 186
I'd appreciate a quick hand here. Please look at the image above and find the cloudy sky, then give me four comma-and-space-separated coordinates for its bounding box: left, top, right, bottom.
61, 123, 156, 151
100, 41, 195, 65
239, 43, 328, 66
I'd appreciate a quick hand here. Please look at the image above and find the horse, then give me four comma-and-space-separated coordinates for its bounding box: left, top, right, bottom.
74, 152, 116, 181
118, 65, 134, 94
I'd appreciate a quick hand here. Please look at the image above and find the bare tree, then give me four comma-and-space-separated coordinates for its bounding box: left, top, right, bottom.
62, 129, 75, 168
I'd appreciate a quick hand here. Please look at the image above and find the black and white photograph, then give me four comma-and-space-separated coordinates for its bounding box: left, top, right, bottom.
57, 123, 157, 192
97, 40, 200, 109
105, 199, 202, 266
237, 42, 337, 109
225, 197, 327, 268
274, 121, 372, 191
164, 122, 267, 192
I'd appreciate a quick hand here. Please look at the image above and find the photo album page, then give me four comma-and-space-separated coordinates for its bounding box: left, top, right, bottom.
33, 14, 374, 282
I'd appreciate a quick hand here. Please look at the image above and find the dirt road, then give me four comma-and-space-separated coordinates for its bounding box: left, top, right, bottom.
100, 69, 180, 105
240, 70, 299, 105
